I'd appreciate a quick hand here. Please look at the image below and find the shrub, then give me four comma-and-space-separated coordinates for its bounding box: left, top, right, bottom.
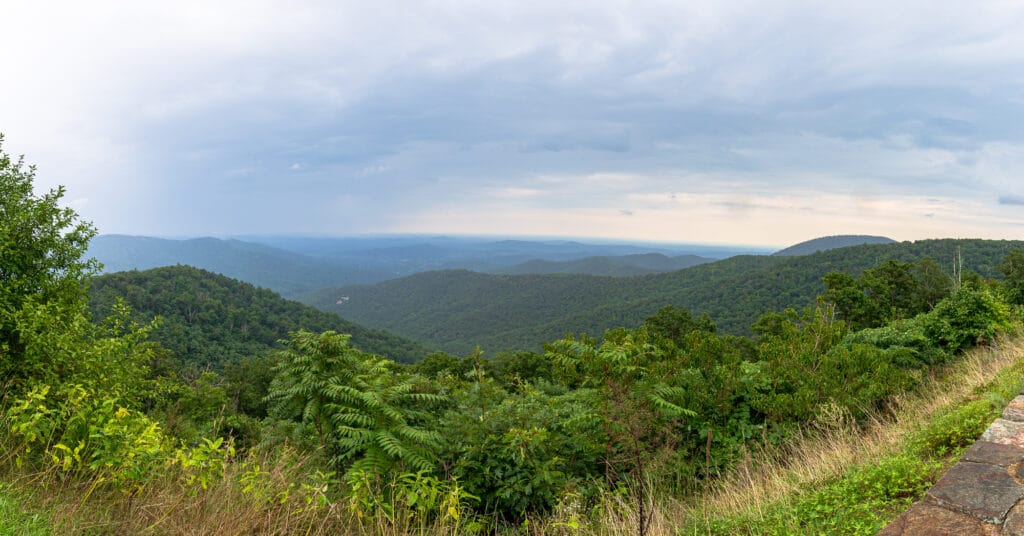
924, 287, 1010, 353
843, 316, 948, 367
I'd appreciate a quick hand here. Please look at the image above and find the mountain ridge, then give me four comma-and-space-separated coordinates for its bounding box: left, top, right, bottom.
489, 252, 714, 276
298, 238, 1024, 354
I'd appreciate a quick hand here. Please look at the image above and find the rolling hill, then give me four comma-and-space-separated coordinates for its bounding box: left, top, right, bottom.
88, 235, 769, 297
88, 265, 431, 365
297, 239, 1024, 354
490, 253, 714, 276
773, 235, 896, 256
87, 235, 378, 296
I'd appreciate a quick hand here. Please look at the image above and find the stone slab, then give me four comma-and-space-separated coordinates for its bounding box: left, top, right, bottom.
1003, 396, 1024, 423
981, 419, 1024, 449
1005, 500, 1024, 536
926, 462, 1022, 523
961, 441, 1024, 467
877, 501, 993, 535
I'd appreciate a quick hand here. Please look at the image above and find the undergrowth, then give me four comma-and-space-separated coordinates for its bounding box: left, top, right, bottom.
668, 336, 1024, 535
0, 484, 49, 536
1, 338, 1020, 536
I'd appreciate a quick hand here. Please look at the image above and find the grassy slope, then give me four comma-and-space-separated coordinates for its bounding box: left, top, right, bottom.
665, 336, 1024, 535
300, 239, 1024, 354
0, 485, 49, 536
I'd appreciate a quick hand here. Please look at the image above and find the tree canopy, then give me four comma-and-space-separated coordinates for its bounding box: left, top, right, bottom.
0, 135, 99, 385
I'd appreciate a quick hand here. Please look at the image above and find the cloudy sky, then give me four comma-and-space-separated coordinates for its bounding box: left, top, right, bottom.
3, 1, 1024, 246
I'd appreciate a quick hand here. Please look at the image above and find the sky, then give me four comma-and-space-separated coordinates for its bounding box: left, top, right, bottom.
2, 1, 1024, 247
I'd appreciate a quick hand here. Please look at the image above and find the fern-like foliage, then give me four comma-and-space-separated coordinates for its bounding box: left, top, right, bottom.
328, 354, 445, 477
264, 330, 361, 451
265, 330, 445, 478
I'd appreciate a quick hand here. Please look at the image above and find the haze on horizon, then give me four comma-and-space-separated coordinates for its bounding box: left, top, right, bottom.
2, 1, 1023, 248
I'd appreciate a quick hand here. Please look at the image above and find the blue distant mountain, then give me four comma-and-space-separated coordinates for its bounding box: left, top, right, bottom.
89, 234, 769, 295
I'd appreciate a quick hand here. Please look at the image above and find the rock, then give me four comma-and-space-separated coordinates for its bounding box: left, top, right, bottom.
877, 501, 993, 535
927, 462, 1022, 523
961, 441, 1024, 467
981, 419, 1024, 449
1004, 396, 1024, 423
1004, 500, 1024, 536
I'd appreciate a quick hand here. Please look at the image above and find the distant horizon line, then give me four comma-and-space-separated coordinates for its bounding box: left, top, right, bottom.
93, 231, 818, 252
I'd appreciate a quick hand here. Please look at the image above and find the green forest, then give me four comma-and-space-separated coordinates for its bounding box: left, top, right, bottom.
89, 266, 430, 366
299, 237, 1024, 354
4, 137, 1024, 534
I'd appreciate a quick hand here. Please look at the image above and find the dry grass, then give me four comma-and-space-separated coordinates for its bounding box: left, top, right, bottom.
694, 337, 1022, 517
3, 446, 474, 536
3, 449, 323, 535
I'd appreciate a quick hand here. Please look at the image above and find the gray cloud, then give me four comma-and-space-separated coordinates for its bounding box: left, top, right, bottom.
999, 195, 1024, 206
3, 1, 1024, 242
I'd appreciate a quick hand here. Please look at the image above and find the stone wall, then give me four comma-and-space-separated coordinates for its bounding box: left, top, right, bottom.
879, 392, 1024, 535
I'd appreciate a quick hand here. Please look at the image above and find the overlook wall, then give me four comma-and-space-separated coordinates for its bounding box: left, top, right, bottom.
880, 391, 1024, 535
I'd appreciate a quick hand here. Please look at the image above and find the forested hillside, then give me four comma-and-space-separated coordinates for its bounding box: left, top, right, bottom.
300, 239, 1024, 354
89, 266, 429, 365
490, 252, 713, 276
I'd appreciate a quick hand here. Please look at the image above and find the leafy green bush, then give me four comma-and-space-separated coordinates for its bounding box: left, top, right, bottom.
4, 382, 234, 495
439, 381, 602, 519
924, 287, 1010, 353
843, 316, 948, 367
265, 330, 445, 479
344, 469, 481, 531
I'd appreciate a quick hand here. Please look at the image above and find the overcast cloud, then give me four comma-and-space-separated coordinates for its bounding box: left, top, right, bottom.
2, 0, 1023, 245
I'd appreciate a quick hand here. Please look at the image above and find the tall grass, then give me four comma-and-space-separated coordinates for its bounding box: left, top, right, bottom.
0, 483, 49, 536
0, 443, 475, 535
693, 337, 1021, 519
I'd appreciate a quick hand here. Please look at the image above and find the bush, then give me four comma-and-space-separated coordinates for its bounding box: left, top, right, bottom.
924, 287, 1010, 353
5, 383, 169, 492
440, 383, 602, 519
842, 316, 948, 367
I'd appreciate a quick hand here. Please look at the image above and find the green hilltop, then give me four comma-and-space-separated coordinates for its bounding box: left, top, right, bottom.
89, 265, 430, 365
